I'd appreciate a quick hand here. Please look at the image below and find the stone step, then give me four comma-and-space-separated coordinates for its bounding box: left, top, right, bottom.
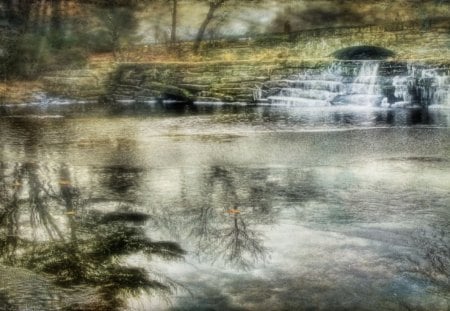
287, 80, 345, 92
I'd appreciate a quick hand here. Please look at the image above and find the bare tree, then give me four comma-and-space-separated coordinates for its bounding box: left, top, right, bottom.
170, 0, 178, 43
192, 0, 227, 54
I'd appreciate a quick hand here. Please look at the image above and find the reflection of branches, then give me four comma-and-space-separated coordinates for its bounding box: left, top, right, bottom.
146, 165, 323, 270
26, 162, 65, 241
101, 164, 143, 199
0, 162, 67, 246
0, 162, 25, 263
0, 162, 185, 310
189, 205, 217, 257
184, 166, 270, 269
215, 215, 267, 269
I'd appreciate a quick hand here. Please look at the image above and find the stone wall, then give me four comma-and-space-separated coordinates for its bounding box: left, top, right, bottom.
102, 60, 333, 103
41, 62, 115, 102
40, 58, 449, 105
40, 60, 332, 103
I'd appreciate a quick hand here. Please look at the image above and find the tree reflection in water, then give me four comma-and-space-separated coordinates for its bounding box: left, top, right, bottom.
195, 166, 268, 269
147, 165, 324, 270
155, 166, 274, 270
0, 161, 185, 310
131, 165, 315, 271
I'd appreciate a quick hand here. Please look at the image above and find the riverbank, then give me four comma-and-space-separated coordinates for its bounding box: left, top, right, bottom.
0, 81, 43, 105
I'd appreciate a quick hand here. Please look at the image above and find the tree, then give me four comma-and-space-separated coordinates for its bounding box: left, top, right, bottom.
94, 6, 140, 58
171, 0, 178, 44
0, 0, 144, 78
192, 0, 227, 54
192, 0, 262, 54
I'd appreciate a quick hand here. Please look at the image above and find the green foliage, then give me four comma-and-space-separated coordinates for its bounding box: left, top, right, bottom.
53, 48, 88, 70
0, 1, 141, 79
0, 29, 89, 78
82, 29, 117, 53
1, 34, 52, 79
91, 7, 141, 56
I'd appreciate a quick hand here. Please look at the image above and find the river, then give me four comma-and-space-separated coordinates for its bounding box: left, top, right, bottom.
0, 103, 449, 310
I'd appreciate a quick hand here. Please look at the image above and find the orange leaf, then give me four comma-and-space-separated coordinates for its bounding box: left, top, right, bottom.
59, 180, 71, 186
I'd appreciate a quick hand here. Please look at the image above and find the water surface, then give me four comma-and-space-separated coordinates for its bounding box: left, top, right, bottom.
0, 104, 449, 310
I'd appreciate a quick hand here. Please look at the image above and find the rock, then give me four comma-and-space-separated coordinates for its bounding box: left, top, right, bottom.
195, 96, 223, 102
178, 84, 208, 92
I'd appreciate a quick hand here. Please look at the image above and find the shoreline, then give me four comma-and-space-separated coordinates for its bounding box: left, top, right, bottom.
0, 81, 43, 105
1, 57, 449, 106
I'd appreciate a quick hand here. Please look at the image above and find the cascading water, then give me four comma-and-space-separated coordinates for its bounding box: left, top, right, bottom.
264, 61, 450, 107
333, 61, 383, 106
392, 66, 450, 106
434, 74, 450, 105
267, 63, 345, 107
267, 61, 384, 107
351, 61, 380, 95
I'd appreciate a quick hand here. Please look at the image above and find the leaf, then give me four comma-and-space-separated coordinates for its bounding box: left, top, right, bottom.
59, 179, 72, 186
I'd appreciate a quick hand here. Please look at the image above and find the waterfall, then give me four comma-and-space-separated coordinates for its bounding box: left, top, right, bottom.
267, 64, 345, 107
434, 75, 450, 106
334, 61, 382, 106
267, 61, 383, 107
263, 61, 450, 107
392, 76, 413, 104
351, 61, 379, 95
392, 66, 450, 107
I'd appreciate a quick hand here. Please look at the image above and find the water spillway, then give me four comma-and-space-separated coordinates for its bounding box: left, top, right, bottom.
333, 61, 383, 106
262, 61, 450, 107
392, 66, 450, 106
267, 64, 345, 107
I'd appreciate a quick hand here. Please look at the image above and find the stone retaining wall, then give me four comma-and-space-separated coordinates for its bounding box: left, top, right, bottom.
41, 62, 115, 102
40, 59, 449, 105
99, 60, 331, 103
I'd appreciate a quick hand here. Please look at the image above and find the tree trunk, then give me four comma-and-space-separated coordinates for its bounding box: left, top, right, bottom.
18, 0, 33, 30
4, 0, 15, 25
32, 0, 47, 31
192, 0, 226, 54
170, 0, 177, 44
51, 0, 62, 31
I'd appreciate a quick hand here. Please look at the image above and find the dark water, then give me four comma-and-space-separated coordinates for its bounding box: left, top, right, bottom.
0, 103, 449, 310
